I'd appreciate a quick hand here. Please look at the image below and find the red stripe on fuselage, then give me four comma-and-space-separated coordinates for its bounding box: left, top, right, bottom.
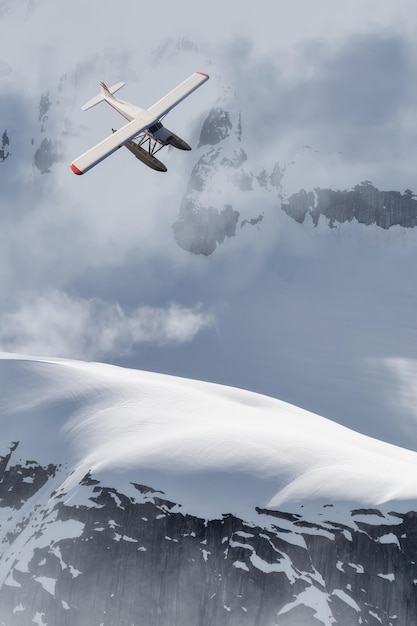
105, 99, 132, 122
145, 131, 165, 145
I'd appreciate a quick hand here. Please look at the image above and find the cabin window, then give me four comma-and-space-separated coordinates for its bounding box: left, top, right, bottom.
148, 122, 162, 134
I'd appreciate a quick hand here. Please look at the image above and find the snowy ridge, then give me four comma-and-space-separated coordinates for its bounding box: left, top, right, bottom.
1, 353, 417, 523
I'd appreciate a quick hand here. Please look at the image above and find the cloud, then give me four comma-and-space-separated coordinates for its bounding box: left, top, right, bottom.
230, 32, 412, 137
0, 291, 214, 360
217, 31, 417, 193
381, 358, 417, 429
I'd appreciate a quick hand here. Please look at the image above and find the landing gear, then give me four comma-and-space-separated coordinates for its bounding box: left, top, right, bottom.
112, 124, 191, 172
125, 134, 167, 172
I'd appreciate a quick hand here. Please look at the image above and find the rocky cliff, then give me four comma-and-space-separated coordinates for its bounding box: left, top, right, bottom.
1, 442, 416, 626
173, 101, 417, 256
173, 104, 282, 255
282, 181, 417, 229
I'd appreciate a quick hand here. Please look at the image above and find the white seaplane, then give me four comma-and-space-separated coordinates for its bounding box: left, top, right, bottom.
70, 72, 209, 175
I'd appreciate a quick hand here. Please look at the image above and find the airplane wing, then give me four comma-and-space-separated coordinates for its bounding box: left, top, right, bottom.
70, 117, 150, 175
147, 72, 209, 120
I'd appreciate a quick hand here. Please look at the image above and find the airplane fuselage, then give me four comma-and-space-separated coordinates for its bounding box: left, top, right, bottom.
100, 84, 185, 147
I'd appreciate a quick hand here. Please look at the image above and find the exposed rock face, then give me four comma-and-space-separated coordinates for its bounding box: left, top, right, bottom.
1, 443, 417, 625
173, 103, 282, 255
176, 103, 417, 256
282, 181, 417, 229
38, 92, 51, 127
173, 200, 239, 256
33, 137, 60, 174
0, 130, 10, 162
176, 103, 417, 258
197, 107, 237, 147
33, 91, 61, 174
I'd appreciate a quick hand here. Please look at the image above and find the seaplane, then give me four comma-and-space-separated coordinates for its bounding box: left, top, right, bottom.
70, 71, 209, 175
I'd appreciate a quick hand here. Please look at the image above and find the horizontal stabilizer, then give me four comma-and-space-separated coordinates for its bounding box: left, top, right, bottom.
70, 116, 149, 175
81, 81, 126, 111
147, 72, 209, 120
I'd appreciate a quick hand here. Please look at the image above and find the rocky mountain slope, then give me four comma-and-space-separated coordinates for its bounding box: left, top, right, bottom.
174, 102, 417, 255
173, 102, 284, 255
282, 181, 417, 229
2, 447, 417, 626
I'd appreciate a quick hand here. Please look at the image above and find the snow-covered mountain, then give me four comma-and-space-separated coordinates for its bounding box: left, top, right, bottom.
1, 353, 417, 626
174, 101, 417, 255
1, 2, 417, 623
0, 0, 416, 454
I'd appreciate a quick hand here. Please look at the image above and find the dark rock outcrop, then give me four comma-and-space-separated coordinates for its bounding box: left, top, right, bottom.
1, 443, 417, 625
33, 137, 61, 174
174, 105, 282, 255
173, 200, 239, 256
198, 107, 237, 147
282, 181, 417, 229
0, 130, 10, 162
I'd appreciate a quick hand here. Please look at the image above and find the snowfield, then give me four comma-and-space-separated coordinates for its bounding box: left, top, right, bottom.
1, 353, 417, 522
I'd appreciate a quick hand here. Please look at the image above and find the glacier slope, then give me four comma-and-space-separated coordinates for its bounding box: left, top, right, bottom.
1, 353, 417, 523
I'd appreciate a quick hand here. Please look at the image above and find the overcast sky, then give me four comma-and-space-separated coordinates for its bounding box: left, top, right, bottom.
0, 0, 417, 450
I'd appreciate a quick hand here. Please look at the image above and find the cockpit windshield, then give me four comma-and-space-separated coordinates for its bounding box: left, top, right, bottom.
148, 122, 163, 134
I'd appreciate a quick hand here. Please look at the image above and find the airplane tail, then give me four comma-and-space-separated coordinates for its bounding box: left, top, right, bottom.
81, 81, 125, 111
